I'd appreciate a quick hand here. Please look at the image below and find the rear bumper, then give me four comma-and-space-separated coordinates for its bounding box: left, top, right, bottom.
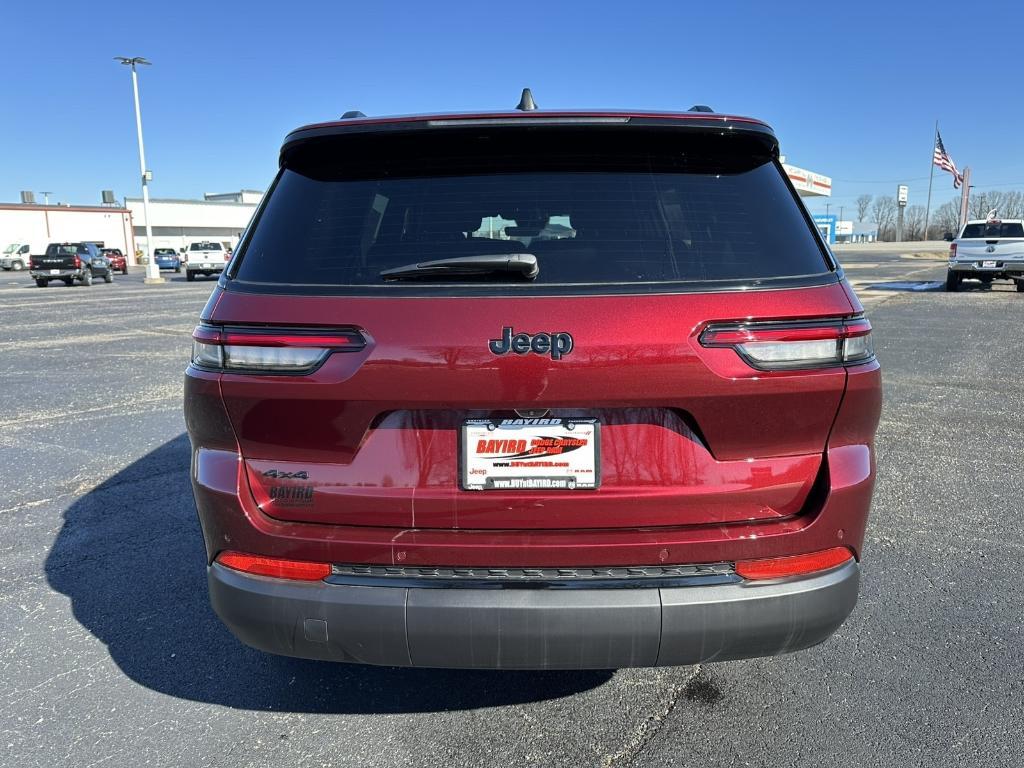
208, 559, 860, 669
949, 261, 1024, 276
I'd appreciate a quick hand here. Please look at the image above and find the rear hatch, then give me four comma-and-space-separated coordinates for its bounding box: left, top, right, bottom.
956, 221, 1024, 263
206, 118, 857, 531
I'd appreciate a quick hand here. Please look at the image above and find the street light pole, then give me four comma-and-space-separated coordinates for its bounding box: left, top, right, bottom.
115, 56, 162, 284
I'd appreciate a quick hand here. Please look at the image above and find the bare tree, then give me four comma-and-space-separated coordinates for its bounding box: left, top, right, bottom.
932, 199, 961, 237
856, 194, 873, 222
1002, 190, 1024, 218
962, 189, 1024, 220
902, 205, 926, 240
871, 196, 897, 240
969, 191, 991, 219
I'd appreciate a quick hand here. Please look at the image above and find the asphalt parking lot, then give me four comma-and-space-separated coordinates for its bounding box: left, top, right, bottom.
2, 253, 1022, 767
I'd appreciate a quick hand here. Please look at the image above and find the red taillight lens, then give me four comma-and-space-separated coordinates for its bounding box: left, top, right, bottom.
216, 551, 331, 581
699, 316, 873, 371
949, 243, 957, 259
735, 547, 854, 580
28, 257, 34, 270
74, 256, 82, 269
191, 325, 365, 373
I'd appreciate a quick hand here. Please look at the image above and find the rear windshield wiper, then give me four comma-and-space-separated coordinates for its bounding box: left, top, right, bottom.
380, 254, 538, 281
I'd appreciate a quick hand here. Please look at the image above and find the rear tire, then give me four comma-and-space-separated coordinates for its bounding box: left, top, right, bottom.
35, 278, 48, 287
81, 270, 93, 287
122, 267, 129, 275
945, 271, 961, 292
186, 271, 195, 282
175, 266, 181, 273
1016, 280, 1024, 293
12, 260, 24, 271
104, 272, 113, 284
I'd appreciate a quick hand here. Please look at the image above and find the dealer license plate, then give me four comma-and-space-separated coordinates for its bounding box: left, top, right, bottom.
50, 269, 59, 274
461, 417, 600, 490
982, 260, 997, 268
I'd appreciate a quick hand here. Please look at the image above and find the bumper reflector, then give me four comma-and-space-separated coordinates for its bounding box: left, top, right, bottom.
216, 551, 331, 581
735, 547, 854, 581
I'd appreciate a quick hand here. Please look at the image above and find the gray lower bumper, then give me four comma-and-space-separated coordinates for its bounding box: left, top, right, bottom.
208, 561, 860, 669
949, 262, 1024, 275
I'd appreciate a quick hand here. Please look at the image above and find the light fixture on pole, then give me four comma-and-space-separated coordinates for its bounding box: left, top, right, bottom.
114, 56, 163, 284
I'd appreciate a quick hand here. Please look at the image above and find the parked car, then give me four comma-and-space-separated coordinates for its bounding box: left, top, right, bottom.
153, 247, 182, 273
30, 242, 113, 287
184, 241, 229, 281
186, 102, 882, 669
946, 216, 1024, 292
2, 242, 39, 271
101, 248, 129, 275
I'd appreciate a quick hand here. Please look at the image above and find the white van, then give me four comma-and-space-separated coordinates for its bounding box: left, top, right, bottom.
1, 243, 36, 271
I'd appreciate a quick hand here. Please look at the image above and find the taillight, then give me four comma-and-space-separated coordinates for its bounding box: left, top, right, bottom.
73, 256, 82, 269
699, 316, 874, 371
28, 257, 34, 270
191, 324, 365, 373
215, 551, 331, 581
949, 243, 957, 259
736, 547, 854, 580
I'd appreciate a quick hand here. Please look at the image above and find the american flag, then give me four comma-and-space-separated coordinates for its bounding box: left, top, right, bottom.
933, 131, 963, 189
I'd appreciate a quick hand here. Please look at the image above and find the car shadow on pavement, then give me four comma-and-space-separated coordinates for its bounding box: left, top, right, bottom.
45, 434, 611, 713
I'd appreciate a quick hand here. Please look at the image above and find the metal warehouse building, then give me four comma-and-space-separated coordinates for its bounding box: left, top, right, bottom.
125, 190, 263, 256
0, 203, 135, 259
0, 191, 262, 266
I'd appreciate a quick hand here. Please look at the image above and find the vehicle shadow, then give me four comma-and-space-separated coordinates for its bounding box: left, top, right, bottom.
44, 434, 611, 713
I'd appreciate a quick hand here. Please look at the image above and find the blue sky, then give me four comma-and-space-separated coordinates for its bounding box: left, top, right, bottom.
5, 0, 1022, 217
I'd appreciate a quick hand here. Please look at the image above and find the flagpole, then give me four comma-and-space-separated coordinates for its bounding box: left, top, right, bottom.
923, 120, 937, 241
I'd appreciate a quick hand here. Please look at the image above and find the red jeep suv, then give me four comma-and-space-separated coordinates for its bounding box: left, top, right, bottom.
185, 102, 881, 669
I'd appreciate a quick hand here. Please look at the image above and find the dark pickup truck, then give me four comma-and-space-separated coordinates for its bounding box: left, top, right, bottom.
30, 243, 113, 287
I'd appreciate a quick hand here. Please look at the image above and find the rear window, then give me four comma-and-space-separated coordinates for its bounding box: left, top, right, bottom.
961, 222, 1024, 238
190, 242, 222, 251
46, 244, 83, 256
232, 129, 830, 291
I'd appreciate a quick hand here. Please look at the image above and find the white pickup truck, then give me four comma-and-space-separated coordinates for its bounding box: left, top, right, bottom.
184, 241, 230, 281
946, 217, 1024, 292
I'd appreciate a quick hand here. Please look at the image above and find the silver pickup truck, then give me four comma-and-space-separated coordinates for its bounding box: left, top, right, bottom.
947, 218, 1024, 292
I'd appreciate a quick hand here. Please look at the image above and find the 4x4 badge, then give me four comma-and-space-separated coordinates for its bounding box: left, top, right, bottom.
489, 327, 574, 360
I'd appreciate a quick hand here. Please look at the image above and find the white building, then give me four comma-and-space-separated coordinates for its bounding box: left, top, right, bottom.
125, 190, 263, 256
0, 203, 135, 257
0, 189, 264, 265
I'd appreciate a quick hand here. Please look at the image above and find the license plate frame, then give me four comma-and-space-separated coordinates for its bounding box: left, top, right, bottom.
982, 260, 998, 268
49, 269, 60, 275
460, 417, 600, 491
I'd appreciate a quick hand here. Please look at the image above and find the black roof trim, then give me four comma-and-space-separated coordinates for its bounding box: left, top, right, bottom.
279, 111, 777, 165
